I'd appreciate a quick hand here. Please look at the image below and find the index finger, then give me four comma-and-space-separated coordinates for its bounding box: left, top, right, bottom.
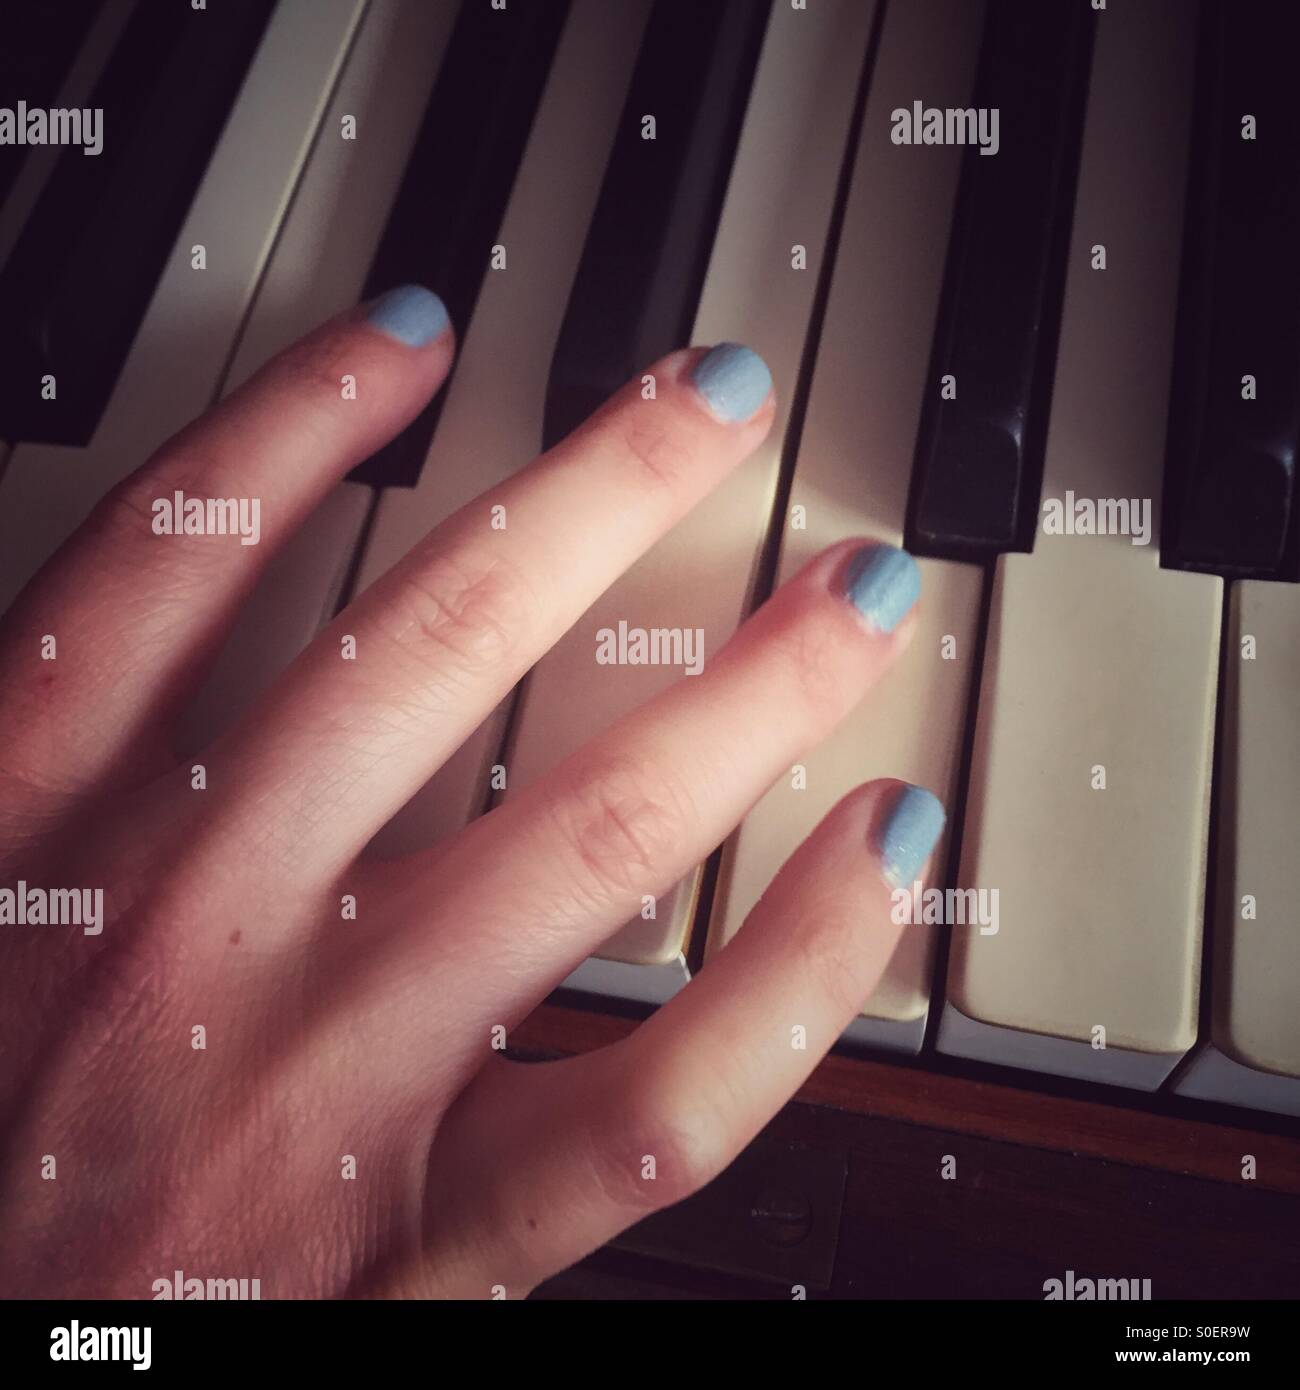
0, 286, 455, 805
211, 343, 776, 881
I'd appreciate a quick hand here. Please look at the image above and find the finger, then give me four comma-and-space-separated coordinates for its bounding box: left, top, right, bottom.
213, 343, 776, 876
417, 778, 945, 1293
370, 540, 920, 1034
0, 286, 454, 806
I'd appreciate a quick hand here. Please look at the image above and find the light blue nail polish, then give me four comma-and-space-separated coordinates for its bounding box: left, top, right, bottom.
877, 785, 946, 888
843, 544, 921, 633
365, 285, 449, 347
690, 343, 772, 422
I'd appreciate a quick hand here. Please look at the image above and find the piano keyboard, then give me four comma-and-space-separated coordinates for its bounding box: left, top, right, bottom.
2, 0, 1297, 1117
939, 0, 1221, 1089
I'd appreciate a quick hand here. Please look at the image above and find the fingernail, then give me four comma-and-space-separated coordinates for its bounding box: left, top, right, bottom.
365, 284, 449, 347
843, 543, 921, 633
690, 343, 772, 422
876, 784, 946, 889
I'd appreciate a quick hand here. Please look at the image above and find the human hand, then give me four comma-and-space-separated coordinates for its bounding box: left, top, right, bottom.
0, 286, 943, 1298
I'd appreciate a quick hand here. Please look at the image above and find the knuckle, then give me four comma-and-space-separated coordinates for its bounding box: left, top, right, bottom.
789, 901, 869, 1021
587, 1090, 732, 1214
611, 413, 694, 492
92, 466, 181, 547
547, 755, 693, 909
382, 547, 534, 679
42, 905, 187, 1085
276, 323, 354, 401
776, 615, 854, 724
91, 449, 246, 569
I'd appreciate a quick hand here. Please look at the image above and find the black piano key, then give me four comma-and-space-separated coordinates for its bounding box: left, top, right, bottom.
0, 1, 106, 213
542, 0, 771, 451
1162, 0, 1300, 582
905, 0, 1093, 560
0, 0, 271, 447
349, 0, 571, 489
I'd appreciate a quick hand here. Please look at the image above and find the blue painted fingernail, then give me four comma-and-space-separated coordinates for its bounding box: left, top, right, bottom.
690, 343, 772, 422
876, 784, 946, 888
843, 544, 921, 633
365, 284, 449, 347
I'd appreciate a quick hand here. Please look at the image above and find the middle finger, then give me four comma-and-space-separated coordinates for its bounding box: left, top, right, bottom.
211, 345, 774, 877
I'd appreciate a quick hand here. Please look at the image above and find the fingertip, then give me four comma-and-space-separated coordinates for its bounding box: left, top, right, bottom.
872, 781, 947, 889
687, 342, 774, 424
363, 284, 452, 349
841, 542, 921, 634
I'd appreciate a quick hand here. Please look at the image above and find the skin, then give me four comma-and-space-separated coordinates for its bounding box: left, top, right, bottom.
0, 302, 929, 1299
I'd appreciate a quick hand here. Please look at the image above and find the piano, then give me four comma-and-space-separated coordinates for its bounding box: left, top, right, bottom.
2, 0, 1297, 1298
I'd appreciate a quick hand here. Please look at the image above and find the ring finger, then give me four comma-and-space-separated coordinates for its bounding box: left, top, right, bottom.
353, 538, 922, 1069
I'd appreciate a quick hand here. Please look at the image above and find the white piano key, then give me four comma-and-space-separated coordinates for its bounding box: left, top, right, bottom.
177, 0, 460, 754
500, 0, 883, 1003
937, 0, 1223, 1089
1175, 580, 1300, 1116
704, 0, 985, 1053
0, 0, 366, 615
350, 0, 655, 857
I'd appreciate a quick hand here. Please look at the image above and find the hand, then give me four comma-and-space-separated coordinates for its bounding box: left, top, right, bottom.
0, 285, 942, 1298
